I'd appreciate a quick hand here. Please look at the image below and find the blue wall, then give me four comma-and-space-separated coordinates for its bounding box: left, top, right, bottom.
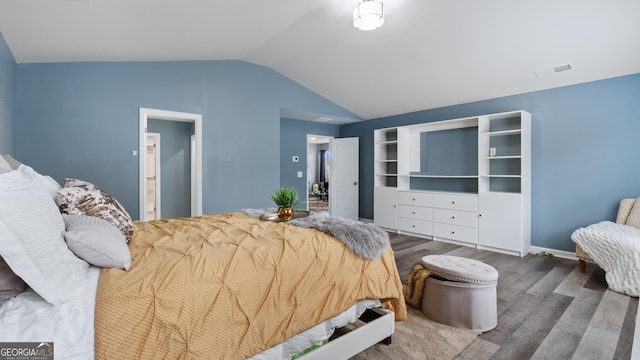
8, 38, 640, 252
0, 32, 15, 155
341, 73, 640, 252
279, 117, 339, 209
14, 60, 358, 218
147, 119, 193, 219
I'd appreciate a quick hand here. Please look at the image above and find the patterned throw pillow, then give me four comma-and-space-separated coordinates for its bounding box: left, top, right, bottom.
56, 179, 134, 243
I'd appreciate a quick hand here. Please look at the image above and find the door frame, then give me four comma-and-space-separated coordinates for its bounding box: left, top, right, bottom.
139, 108, 203, 220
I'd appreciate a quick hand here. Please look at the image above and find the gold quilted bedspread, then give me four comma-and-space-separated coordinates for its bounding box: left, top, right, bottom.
94, 212, 406, 359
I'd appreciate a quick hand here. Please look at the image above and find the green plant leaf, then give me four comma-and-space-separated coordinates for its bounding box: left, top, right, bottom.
269, 187, 305, 210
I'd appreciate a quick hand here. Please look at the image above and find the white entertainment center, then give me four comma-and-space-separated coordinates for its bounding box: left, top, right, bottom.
373, 110, 531, 257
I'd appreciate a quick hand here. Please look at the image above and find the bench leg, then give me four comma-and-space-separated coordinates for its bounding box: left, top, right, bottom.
579, 259, 586, 273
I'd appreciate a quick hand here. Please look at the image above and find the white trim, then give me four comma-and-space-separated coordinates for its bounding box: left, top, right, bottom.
191, 134, 196, 217
528, 246, 577, 260
139, 108, 203, 220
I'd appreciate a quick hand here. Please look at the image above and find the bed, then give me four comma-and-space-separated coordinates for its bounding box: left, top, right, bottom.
0, 157, 406, 359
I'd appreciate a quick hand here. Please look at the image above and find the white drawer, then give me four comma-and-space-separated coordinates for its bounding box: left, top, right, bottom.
434, 194, 477, 212
433, 209, 477, 228
398, 218, 433, 236
398, 191, 434, 207
434, 223, 477, 244
398, 205, 434, 221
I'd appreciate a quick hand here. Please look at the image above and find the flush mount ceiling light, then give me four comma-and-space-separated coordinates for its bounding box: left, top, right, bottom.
353, 0, 384, 30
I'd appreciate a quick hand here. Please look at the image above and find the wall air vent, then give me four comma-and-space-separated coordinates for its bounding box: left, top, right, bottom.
534, 63, 575, 77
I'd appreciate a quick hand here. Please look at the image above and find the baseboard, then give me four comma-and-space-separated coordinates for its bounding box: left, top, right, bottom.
528, 246, 576, 260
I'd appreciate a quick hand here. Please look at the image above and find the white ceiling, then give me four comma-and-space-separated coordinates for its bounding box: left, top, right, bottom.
1, 0, 639, 120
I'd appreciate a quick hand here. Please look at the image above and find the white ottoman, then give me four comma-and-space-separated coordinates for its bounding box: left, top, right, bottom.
420, 255, 498, 332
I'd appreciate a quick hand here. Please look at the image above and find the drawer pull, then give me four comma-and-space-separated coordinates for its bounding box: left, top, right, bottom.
412, 198, 416, 201
451, 216, 455, 219
412, 225, 416, 228
451, 201, 455, 204
451, 231, 455, 234
412, 211, 416, 214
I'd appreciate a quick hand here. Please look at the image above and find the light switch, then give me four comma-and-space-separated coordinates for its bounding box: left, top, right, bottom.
297, 171, 303, 178
132, 150, 138, 156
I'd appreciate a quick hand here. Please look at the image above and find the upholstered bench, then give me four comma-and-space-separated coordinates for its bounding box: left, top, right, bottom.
420, 255, 499, 332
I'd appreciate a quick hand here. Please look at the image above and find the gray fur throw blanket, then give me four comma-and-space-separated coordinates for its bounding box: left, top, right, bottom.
239, 209, 389, 260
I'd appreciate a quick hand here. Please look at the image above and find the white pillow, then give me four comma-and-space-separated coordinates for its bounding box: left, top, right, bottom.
63, 215, 131, 270
0, 170, 89, 305
0, 156, 11, 174
17, 164, 61, 200
1, 154, 22, 170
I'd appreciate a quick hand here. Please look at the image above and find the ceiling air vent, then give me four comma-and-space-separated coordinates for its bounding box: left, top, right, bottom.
534, 63, 574, 77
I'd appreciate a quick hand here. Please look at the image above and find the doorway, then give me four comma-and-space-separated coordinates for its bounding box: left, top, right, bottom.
139, 108, 202, 221
307, 135, 332, 212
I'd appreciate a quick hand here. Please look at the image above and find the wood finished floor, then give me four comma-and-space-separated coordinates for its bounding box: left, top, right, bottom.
389, 232, 638, 360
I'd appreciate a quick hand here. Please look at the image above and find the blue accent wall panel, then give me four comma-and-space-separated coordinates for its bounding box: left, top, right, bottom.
0, 32, 16, 155
14, 60, 358, 218
418, 127, 478, 176
279, 117, 339, 209
341, 73, 640, 252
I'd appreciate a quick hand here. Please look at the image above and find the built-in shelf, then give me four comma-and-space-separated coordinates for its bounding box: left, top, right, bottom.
480, 175, 521, 178
374, 110, 531, 257
407, 174, 478, 179
483, 129, 522, 136
480, 155, 522, 160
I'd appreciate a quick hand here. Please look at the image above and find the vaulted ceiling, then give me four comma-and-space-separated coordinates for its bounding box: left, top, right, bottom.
1, 0, 639, 120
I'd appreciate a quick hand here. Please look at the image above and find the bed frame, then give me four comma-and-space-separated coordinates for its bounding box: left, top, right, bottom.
299, 307, 395, 359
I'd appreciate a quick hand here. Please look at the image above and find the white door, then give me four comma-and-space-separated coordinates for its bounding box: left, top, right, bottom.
330, 137, 359, 220
146, 133, 161, 221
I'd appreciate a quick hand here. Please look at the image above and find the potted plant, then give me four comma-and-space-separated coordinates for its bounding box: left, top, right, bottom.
269, 187, 304, 220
